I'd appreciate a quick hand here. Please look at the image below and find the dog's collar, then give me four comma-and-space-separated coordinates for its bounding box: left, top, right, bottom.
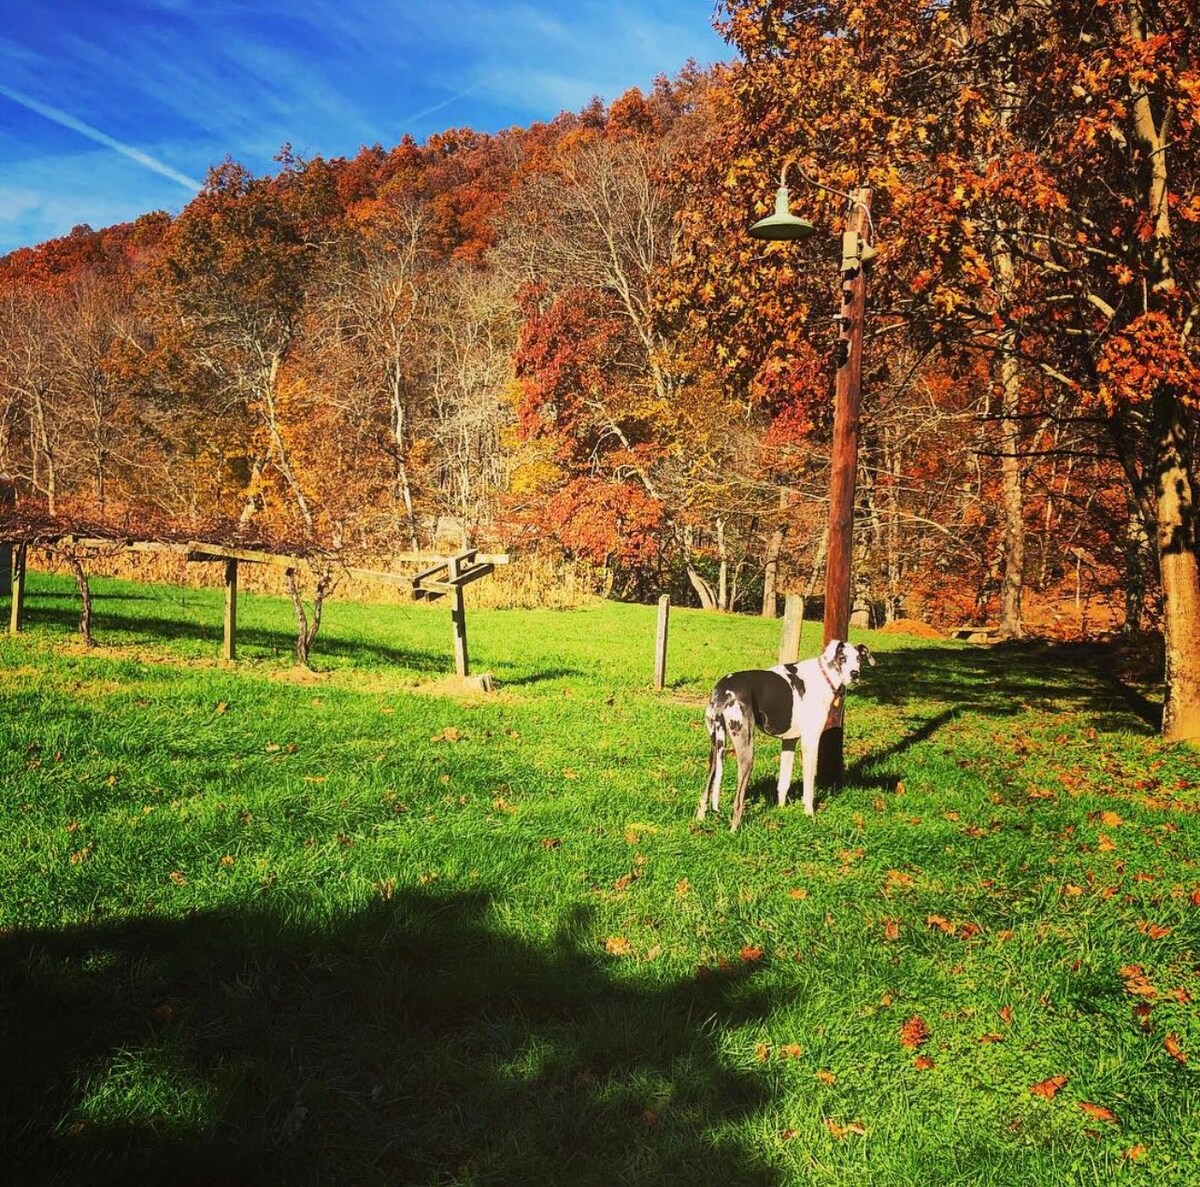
818, 658, 839, 693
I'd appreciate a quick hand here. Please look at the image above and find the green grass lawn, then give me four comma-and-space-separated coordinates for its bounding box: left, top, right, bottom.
2, 572, 1198, 1186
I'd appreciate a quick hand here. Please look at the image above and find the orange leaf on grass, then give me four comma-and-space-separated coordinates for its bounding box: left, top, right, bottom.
1030, 1075, 1068, 1099
604, 936, 632, 957
1164, 1033, 1188, 1063
999, 1005, 1013, 1025
740, 945, 764, 963
1137, 919, 1172, 939
825, 1118, 867, 1139
789, 887, 808, 899
926, 915, 955, 935
913, 1055, 935, 1070
899, 1016, 930, 1049
1125, 1145, 1147, 1160
816, 1069, 837, 1085
1079, 1102, 1118, 1123
779, 1043, 804, 1060
883, 918, 901, 941
978, 1033, 1006, 1044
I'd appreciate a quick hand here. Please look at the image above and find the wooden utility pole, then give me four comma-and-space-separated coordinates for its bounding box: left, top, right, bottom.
817, 187, 872, 786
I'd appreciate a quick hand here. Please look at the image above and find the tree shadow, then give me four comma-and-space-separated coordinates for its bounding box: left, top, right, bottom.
14, 605, 452, 674
853, 639, 1163, 737
1, 892, 776, 1187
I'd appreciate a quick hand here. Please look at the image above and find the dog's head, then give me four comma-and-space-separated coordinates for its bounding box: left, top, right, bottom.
822, 640, 876, 687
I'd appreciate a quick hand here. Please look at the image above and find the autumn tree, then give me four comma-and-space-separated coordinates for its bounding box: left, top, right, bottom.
691, 0, 1198, 739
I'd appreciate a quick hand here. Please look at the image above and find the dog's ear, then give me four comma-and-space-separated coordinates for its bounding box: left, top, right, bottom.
857, 643, 876, 667
829, 640, 846, 671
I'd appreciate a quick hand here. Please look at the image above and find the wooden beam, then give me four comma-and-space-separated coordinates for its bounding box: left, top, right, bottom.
186, 543, 286, 566
451, 584, 469, 677
223, 558, 238, 661
9, 542, 26, 635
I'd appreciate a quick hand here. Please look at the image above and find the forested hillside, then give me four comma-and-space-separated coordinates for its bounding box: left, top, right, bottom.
2, 1, 1197, 737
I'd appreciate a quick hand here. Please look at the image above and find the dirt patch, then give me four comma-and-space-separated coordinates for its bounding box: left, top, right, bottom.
877, 618, 946, 640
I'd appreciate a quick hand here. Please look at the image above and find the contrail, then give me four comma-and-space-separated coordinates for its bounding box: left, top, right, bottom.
400, 78, 488, 129
0, 83, 203, 191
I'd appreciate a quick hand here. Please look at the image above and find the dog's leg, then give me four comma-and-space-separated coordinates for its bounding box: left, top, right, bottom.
777, 739, 797, 807
729, 726, 754, 831
799, 727, 822, 816
699, 715, 725, 820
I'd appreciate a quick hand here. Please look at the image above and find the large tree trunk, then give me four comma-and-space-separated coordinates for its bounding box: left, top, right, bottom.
1152, 392, 1200, 743
762, 520, 786, 617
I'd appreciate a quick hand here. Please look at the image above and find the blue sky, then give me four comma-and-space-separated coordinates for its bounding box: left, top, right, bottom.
0, 1, 730, 254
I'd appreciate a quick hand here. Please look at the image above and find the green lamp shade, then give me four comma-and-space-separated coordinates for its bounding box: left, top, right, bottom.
748, 184, 816, 241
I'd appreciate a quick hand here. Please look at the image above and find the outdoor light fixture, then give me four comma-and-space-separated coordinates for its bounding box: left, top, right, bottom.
748, 181, 816, 241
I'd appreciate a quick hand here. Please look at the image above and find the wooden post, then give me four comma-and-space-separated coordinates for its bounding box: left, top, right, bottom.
223, 558, 238, 661
449, 553, 469, 677
779, 594, 803, 664
818, 187, 872, 788
653, 594, 670, 689
9, 542, 27, 635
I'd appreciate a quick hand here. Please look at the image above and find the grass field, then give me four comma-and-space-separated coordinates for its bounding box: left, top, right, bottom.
2, 572, 1198, 1186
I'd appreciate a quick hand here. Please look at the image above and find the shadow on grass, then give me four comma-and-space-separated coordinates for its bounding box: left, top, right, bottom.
15, 604, 454, 674
853, 639, 1162, 737
1, 893, 775, 1187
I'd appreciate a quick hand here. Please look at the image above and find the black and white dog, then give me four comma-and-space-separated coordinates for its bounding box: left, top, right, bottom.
699, 640, 875, 830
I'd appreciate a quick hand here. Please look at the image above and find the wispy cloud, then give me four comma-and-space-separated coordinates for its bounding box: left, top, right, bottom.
0, 83, 203, 191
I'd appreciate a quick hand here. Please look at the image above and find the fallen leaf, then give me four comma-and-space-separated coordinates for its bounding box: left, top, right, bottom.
885, 869, 915, 891
816, 1069, 837, 1085
1100, 810, 1124, 828
1164, 1033, 1188, 1063
1124, 1145, 1147, 1161
218, 855, 235, 867
883, 918, 902, 941
789, 887, 808, 899
1030, 1075, 1068, 1099
1079, 1102, 1118, 1123
779, 1042, 804, 1060
978, 1033, 1006, 1044
1190, 887, 1200, 908
926, 915, 956, 935
168, 870, 188, 886
1137, 920, 1172, 939
755, 1043, 770, 1063
1097, 834, 1118, 852
999, 1005, 1013, 1025
675, 879, 690, 897
899, 1016, 930, 1049
430, 727, 461, 743
781, 1128, 798, 1140
825, 1118, 867, 1139
1063, 884, 1085, 897
740, 945, 764, 963
214, 701, 227, 714
604, 936, 632, 957
540, 837, 562, 849
914, 1055, 935, 1070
